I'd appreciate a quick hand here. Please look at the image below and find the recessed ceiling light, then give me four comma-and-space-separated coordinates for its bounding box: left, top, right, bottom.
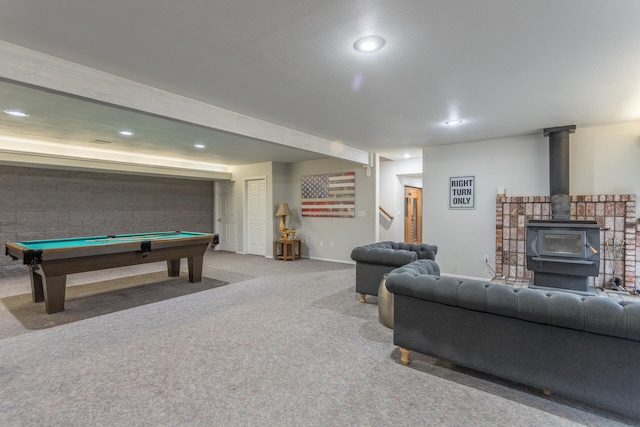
353, 35, 385, 53
194, 144, 205, 149
4, 109, 29, 117
445, 119, 463, 125
118, 130, 134, 136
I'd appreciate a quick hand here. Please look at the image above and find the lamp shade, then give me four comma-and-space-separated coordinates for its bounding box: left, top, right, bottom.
276, 203, 291, 217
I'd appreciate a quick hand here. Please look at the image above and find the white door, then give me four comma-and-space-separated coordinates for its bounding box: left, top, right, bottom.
247, 178, 266, 256
216, 181, 237, 252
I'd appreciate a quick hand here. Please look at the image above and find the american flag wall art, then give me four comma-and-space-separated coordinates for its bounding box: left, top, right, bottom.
301, 172, 355, 218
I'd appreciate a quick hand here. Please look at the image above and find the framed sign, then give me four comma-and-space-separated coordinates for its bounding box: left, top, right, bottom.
449, 176, 475, 209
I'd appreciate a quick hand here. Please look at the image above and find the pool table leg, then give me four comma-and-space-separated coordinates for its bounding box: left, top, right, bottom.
30, 270, 67, 313
29, 270, 45, 303
167, 259, 181, 277
42, 275, 67, 314
188, 255, 204, 282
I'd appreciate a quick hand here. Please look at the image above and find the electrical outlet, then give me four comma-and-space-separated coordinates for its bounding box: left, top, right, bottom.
484, 255, 490, 264
320, 241, 324, 246
330, 241, 334, 247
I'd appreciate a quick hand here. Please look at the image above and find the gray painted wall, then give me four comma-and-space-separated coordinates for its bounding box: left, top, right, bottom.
228, 159, 375, 262
0, 165, 213, 277
423, 120, 640, 279
288, 158, 376, 262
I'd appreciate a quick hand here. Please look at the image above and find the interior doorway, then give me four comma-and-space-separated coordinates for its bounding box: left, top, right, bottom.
215, 181, 237, 252
404, 186, 422, 243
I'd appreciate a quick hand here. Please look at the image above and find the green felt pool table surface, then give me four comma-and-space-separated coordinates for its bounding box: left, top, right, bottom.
10, 231, 210, 250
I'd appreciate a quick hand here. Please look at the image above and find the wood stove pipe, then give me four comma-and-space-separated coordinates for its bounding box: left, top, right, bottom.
543, 125, 576, 220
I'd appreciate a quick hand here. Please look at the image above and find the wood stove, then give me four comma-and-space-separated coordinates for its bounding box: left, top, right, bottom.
525, 125, 600, 294
526, 220, 600, 294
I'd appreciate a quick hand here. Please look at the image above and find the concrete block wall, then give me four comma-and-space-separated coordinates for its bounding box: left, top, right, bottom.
0, 165, 214, 277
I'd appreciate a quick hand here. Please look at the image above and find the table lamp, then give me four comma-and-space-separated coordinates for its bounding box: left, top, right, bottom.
276, 203, 296, 239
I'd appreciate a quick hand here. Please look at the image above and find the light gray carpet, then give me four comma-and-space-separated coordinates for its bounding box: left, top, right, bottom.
0, 251, 636, 426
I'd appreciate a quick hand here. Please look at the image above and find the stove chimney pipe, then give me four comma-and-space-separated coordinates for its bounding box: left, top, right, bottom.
543, 125, 575, 220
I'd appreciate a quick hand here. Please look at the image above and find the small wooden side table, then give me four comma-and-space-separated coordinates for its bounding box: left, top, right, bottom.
274, 238, 301, 261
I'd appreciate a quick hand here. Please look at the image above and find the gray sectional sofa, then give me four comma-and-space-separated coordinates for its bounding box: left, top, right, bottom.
350, 241, 437, 302
385, 259, 640, 419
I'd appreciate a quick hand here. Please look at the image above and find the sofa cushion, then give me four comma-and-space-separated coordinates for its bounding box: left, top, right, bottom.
394, 242, 438, 261
583, 297, 633, 339
547, 292, 586, 330
485, 284, 518, 317
389, 259, 440, 277
383, 261, 441, 297
350, 241, 438, 267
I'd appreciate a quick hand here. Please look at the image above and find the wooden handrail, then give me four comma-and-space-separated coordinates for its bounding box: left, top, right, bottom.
379, 206, 394, 220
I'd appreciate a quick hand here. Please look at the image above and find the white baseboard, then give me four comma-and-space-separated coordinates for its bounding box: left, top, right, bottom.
307, 256, 355, 265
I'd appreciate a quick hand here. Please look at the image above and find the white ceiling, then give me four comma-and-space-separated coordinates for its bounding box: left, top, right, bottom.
0, 80, 327, 166
1, 0, 639, 167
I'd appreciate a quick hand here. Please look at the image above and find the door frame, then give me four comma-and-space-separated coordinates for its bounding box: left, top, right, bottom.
404, 185, 423, 244
214, 180, 237, 253
243, 176, 268, 256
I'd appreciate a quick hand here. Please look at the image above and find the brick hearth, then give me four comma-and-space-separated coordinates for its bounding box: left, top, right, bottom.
495, 194, 639, 291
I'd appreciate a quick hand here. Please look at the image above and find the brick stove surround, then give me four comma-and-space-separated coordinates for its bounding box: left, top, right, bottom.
495, 194, 638, 290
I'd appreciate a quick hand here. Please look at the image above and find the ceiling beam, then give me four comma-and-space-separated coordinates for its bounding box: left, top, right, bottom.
0, 41, 370, 165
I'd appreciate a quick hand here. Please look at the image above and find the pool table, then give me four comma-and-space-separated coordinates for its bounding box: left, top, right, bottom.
5, 231, 218, 314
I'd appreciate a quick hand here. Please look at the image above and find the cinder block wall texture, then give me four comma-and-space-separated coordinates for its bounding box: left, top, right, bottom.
0, 165, 214, 277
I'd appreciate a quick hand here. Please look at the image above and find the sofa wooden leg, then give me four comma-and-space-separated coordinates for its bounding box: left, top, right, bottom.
400, 347, 411, 365
359, 293, 366, 303
542, 389, 552, 396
